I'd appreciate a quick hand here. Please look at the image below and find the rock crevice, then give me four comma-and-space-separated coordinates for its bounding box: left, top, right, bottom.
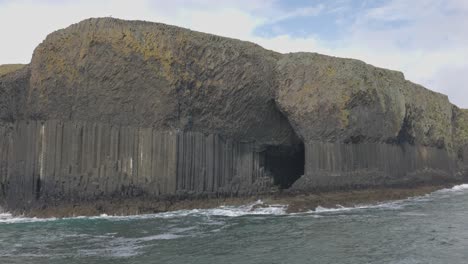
1, 17, 467, 210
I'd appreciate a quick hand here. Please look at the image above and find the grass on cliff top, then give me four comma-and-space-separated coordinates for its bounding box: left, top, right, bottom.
455, 108, 468, 145
0, 64, 26, 77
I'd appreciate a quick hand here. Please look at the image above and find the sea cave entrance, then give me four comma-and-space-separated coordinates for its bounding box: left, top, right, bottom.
262, 142, 305, 189
258, 100, 305, 189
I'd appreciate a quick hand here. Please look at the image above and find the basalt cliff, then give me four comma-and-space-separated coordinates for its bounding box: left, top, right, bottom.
1, 18, 468, 212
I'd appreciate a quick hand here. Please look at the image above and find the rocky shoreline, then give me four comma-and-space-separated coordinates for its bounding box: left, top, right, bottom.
3, 181, 464, 218
2, 18, 468, 213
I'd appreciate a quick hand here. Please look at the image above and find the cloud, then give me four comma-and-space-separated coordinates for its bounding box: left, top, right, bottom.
270, 4, 325, 23
0, 0, 466, 107
0, 0, 271, 63
341, 0, 468, 106
255, 0, 468, 107
426, 64, 468, 107
0, 0, 276, 66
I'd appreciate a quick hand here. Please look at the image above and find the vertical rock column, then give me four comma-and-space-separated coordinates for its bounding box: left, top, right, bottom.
3, 120, 181, 202
0, 124, 12, 200
295, 141, 456, 190
1, 120, 274, 207
175, 132, 272, 195
4, 121, 41, 207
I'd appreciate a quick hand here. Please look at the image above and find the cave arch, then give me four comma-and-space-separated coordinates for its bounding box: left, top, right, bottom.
259, 101, 305, 189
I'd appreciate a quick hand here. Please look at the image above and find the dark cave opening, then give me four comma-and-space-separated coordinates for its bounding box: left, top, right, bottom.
258, 99, 306, 189
396, 114, 415, 145
262, 143, 305, 189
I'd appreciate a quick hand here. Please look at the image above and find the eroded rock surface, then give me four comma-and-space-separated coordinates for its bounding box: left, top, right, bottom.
0, 18, 467, 211
27, 18, 296, 147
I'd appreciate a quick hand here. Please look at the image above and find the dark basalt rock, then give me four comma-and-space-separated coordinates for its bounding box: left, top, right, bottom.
0, 18, 467, 211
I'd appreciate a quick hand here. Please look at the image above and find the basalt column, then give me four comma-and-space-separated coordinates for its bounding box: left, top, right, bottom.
292, 142, 456, 190
1, 120, 277, 208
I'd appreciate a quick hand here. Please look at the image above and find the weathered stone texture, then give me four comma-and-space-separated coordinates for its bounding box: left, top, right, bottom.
0, 66, 29, 122
293, 141, 456, 191
27, 18, 296, 147
0, 17, 467, 209
0, 64, 26, 77
1, 120, 274, 208
276, 53, 407, 143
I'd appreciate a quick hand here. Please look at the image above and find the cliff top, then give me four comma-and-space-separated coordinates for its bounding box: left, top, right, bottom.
38, 17, 452, 100
0, 64, 26, 77
0, 17, 466, 150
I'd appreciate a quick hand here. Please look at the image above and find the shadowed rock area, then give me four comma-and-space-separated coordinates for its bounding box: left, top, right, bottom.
0, 18, 467, 212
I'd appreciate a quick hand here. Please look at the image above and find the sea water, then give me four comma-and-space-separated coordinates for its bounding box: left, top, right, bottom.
1, 185, 468, 264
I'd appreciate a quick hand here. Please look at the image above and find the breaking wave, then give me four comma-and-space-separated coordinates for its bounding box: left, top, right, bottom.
0, 213, 58, 224
1, 184, 467, 224
436, 183, 468, 193
0, 200, 287, 224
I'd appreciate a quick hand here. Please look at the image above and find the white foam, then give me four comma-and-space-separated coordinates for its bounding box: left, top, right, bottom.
170, 226, 196, 233
0, 212, 57, 224
452, 184, 468, 190
195, 200, 287, 217
1, 184, 467, 223
86, 200, 287, 220
0, 200, 287, 224
137, 233, 183, 241
423, 184, 468, 198
314, 205, 355, 213
312, 201, 403, 214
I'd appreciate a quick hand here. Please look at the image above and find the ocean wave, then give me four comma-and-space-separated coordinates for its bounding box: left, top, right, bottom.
0, 213, 58, 224
77, 232, 186, 258
49, 200, 284, 222
0, 200, 287, 224
312, 201, 404, 214
137, 233, 184, 241
194, 200, 287, 217
310, 183, 468, 214
1, 184, 467, 223
78, 241, 144, 258
435, 184, 468, 193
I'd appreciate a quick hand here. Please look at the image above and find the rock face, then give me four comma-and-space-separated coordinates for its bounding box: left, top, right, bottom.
0, 64, 26, 78
276, 53, 459, 190
27, 18, 295, 147
0, 18, 467, 210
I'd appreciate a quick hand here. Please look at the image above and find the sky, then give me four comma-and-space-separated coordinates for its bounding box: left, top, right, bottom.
0, 0, 467, 107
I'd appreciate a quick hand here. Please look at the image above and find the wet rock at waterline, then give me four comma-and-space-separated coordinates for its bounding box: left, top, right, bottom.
1, 17, 468, 212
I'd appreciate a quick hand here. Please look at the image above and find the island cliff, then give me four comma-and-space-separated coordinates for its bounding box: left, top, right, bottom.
1, 18, 467, 213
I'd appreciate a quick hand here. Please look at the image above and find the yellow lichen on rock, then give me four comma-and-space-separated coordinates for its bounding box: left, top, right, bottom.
0, 64, 26, 77
454, 108, 468, 146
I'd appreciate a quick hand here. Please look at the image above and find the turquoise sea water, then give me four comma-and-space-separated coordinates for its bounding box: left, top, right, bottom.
1, 184, 468, 264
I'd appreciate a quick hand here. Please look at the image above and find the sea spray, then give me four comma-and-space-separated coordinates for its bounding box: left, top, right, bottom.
1, 184, 468, 224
